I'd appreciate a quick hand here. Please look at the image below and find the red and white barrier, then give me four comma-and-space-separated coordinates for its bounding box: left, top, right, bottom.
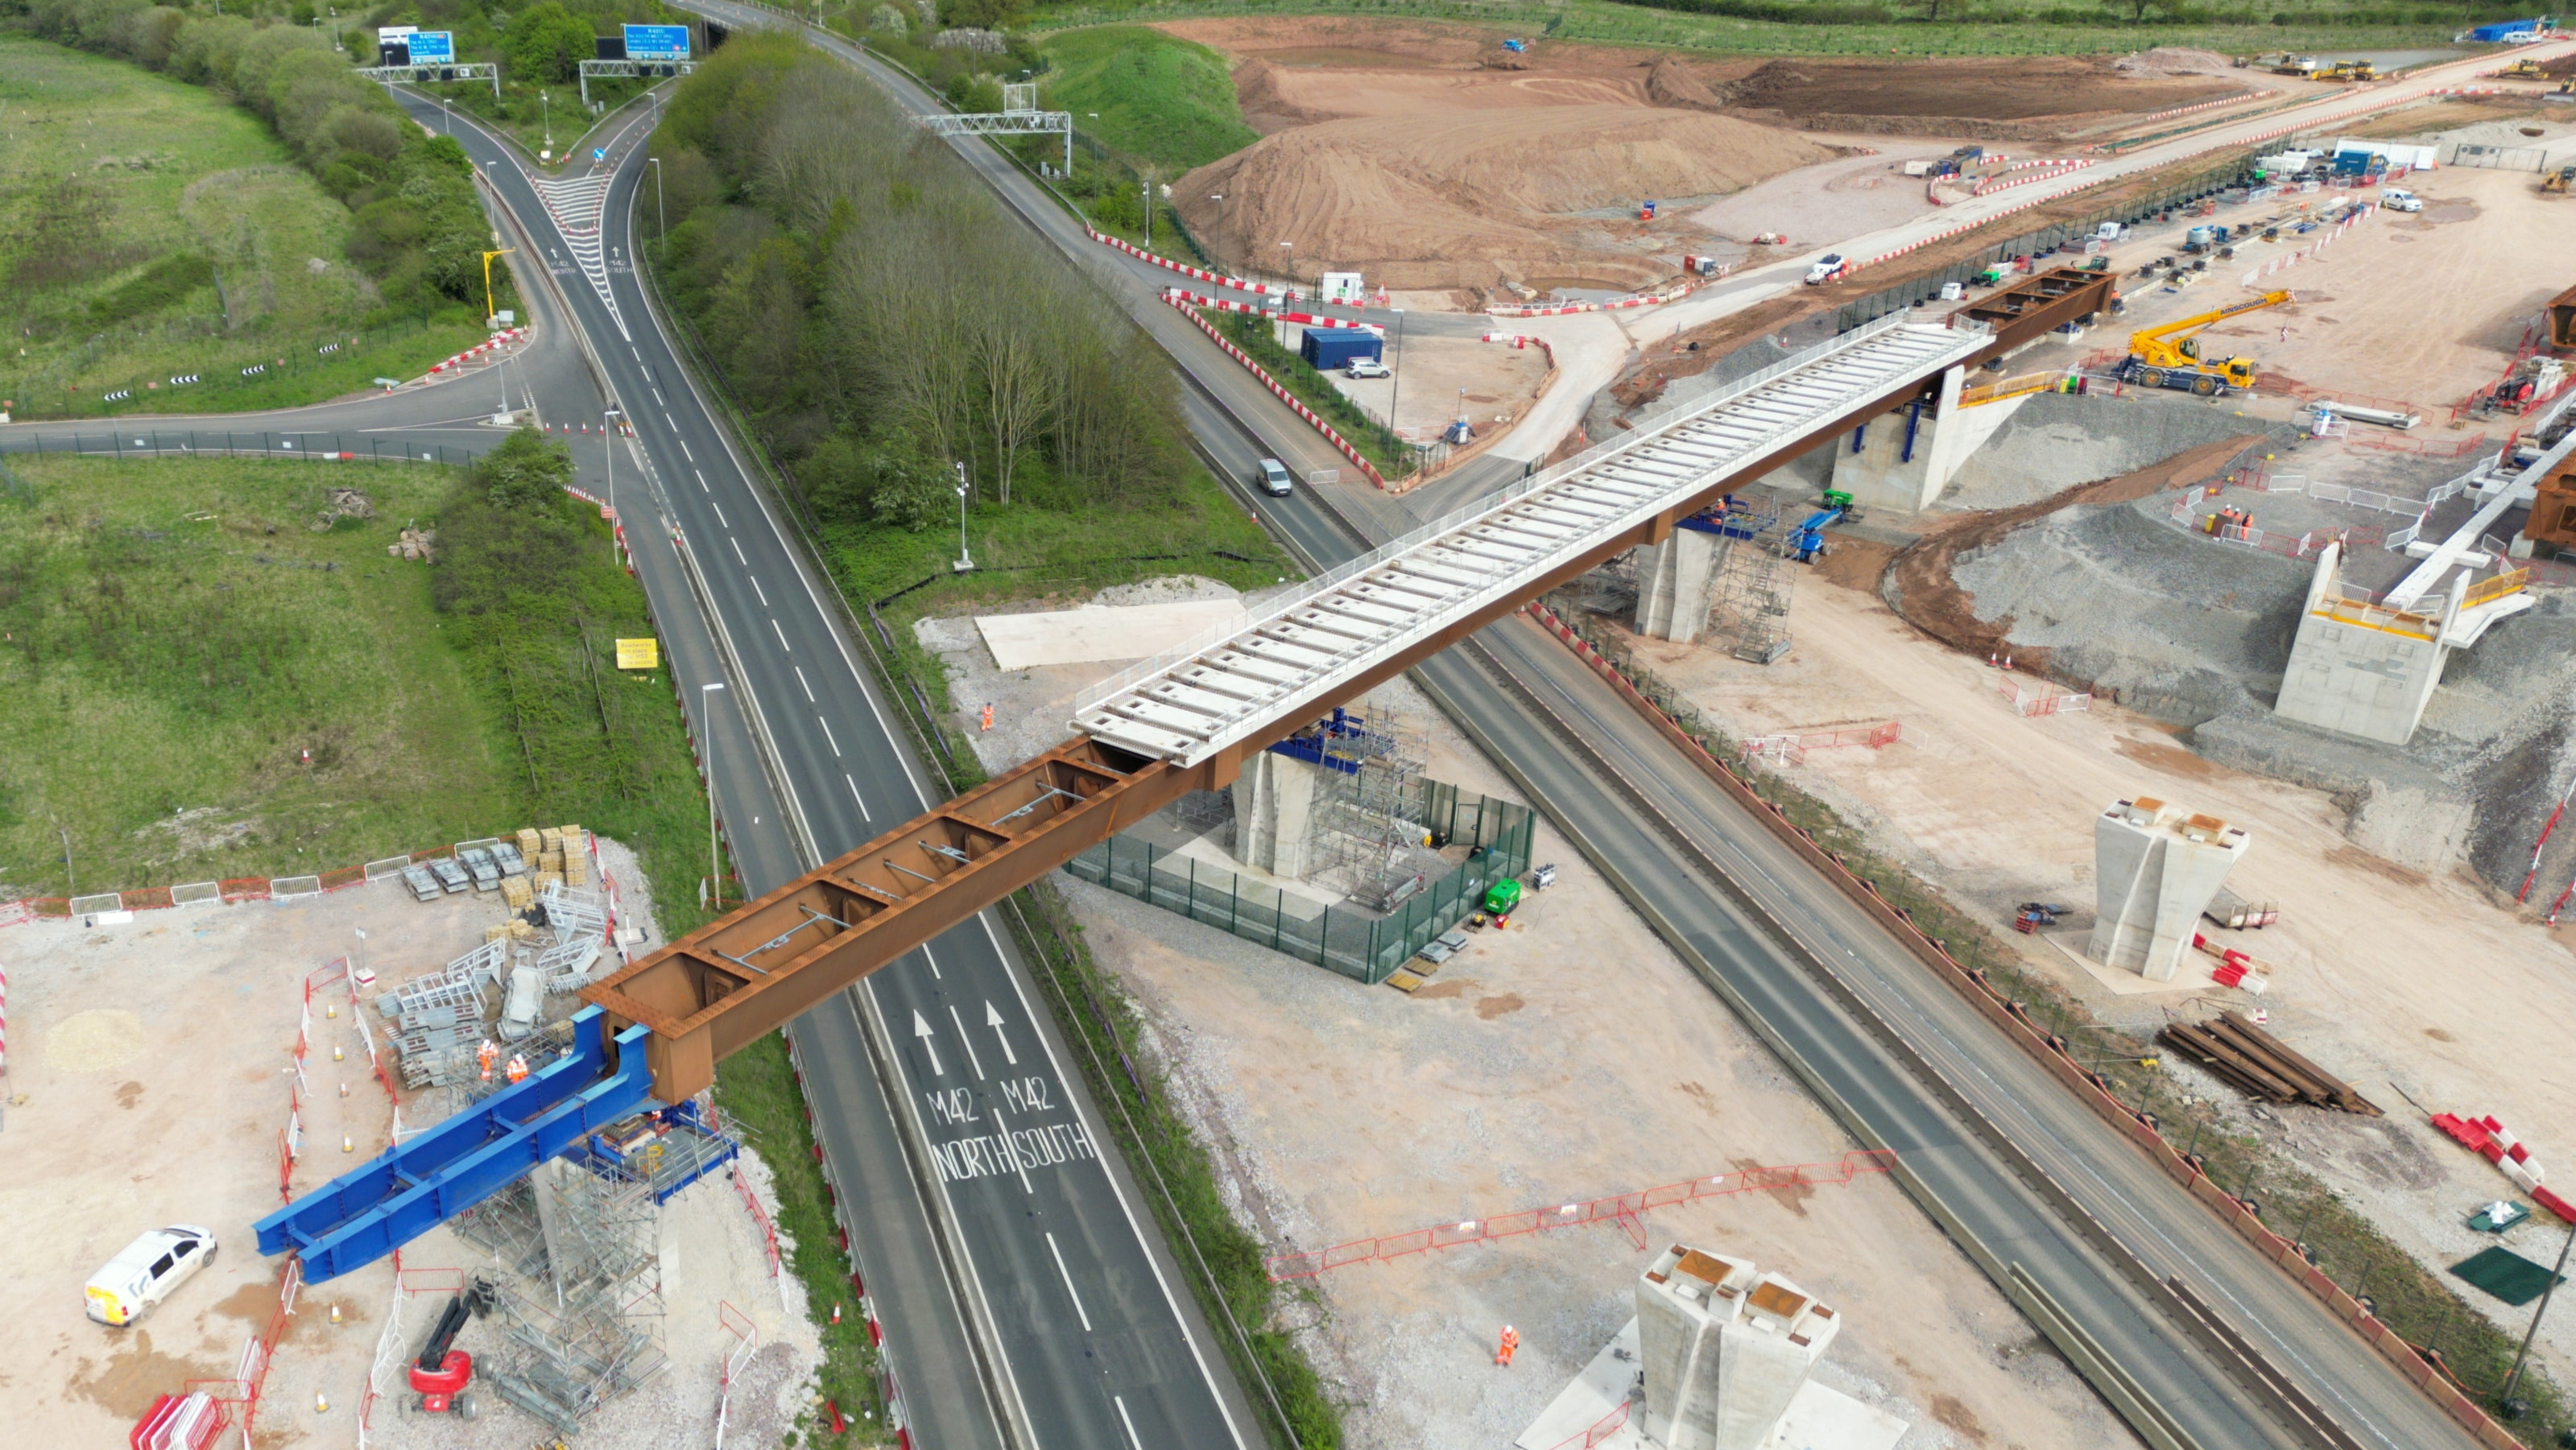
1162, 290, 1382, 333
1164, 295, 1387, 490
1973, 159, 2095, 196
1480, 333, 1557, 367
1488, 281, 1697, 319
425, 327, 530, 376
1086, 227, 1305, 300
2433, 1111, 2573, 1220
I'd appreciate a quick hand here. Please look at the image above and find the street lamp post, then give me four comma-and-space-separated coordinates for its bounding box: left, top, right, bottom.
1280, 240, 1293, 287
952, 462, 974, 572
701, 682, 727, 908
1386, 306, 1408, 457
2501, 1215, 2576, 1414
603, 405, 622, 530
541, 90, 552, 151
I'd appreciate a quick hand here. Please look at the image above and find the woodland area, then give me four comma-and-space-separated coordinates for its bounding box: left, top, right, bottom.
650, 33, 1193, 533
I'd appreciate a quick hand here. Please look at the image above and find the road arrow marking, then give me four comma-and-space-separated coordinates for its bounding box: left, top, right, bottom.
912, 1009, 943, 1076
985, 1001, 1019, 1066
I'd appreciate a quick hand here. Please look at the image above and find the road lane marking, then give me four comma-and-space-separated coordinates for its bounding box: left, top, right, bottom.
712, 501, 730, 528
652, 388, 665, 406
664, 411, 677, 430
679, 438, 693, 461
1047, 1232, 1094, 1332
845, 773, 870, 822
948, 1004, 986, 1080
920, 943, 942, 981
729, 537, 747, 566
694, 469, 708, 493
1115, 1395, 1144, 1450
912, 1010, 943, 1076
796, 666, 815, 702
985, 1001, 1019, 1066
817, 715, 841, 757
771, 618, 792, 653
748, 575, 768, 606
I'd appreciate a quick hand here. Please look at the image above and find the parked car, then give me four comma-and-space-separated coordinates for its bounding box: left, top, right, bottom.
402, 864, 442, 903
1256, 457, 1293, 497
428, 857, 470, 894
457, 847, 501, 892
1804, 253, 1848, 285
1346, 357, 1391, 379
87, 1225, 217, 1327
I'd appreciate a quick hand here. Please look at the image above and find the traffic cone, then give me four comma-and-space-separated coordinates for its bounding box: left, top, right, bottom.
831, 1303, 841, 1324
332, 1043, 344, 1062
330, 1303, 343, 1324
316, 1392, 329, 1413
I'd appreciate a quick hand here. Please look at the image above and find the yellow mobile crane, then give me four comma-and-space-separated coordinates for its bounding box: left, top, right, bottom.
2119, 289, 2293, 395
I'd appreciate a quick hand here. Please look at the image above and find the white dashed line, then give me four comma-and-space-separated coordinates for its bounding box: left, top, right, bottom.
748, 575, 768, 606
771, 618, 792, 652
651, 388, 665, 406
817, 714, 841, 755
694, 469, 708, 493
711, 502, 729, 529
1114, 1395, 1144, 1450
795, 666, 815, 702
679, 439, 693, 461
1048, 1231, 1093, 1329
845, 773, 870, 821
664, 412, 676, 431
729, 537, 746, 566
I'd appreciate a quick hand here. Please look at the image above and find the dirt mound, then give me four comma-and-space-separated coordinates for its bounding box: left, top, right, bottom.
1645, 53, 1730, 111
1176, 106, 1830, 289
1882, 435, 2265, 676
1727, 56, 2243, 123
1231, 57, 1330, 134
2111, 47, 2235, 78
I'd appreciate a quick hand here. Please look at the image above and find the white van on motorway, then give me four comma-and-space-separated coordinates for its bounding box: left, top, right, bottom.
87, 1225, 217, 1327
1256, 458, 1293, 497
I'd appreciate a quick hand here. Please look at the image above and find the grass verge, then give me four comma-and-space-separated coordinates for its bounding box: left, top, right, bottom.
1036, 24, 1259, 173
1214, 311, 1416, 481
1538, 591, 2574, 1448
712, 1033, 895, 1444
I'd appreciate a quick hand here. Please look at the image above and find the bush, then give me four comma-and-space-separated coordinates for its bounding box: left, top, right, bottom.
505, 1, 597, 85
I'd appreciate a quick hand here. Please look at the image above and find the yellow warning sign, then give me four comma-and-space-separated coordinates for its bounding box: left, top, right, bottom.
614, 638, 660, 671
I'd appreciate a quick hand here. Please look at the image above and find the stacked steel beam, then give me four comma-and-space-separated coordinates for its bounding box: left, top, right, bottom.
2158, 1012, 2381, 1114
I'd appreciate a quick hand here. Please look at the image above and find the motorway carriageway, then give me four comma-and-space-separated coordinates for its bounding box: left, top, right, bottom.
686, 7, 2495, 1448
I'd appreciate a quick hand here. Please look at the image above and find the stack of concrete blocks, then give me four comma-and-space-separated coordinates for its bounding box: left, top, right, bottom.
2086, 796, 2249, 981
1636, 1243, 1840, 1450
1231, 749, 1321, 878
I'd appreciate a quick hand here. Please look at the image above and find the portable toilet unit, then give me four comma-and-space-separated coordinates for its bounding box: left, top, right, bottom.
1300, 328, 1383, 371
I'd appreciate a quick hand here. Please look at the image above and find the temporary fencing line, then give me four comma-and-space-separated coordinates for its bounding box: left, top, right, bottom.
730, 1160, 787, 1285
1544, 1399, 1632, 1450
715, 1299, 761, 1450
1162, 288, 1383, 333
355, 1261, 465, 1447
779, 1031, 909, 1446
1739, 720, 1904, 766
1999, 677, 2094, 717
185, 1255, 300, 1450
424, 326, 530, 378
1263, 1150, 1895, 1280
1085, 225, 1305, 300
1970, 159, 2096, 196
1163, 294, 1389, 489
1487, 280, 1697, 319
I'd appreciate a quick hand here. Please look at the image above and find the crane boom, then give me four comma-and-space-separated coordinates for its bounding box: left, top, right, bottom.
2122, 289, 2293, 396
2131, 289, 2293, 350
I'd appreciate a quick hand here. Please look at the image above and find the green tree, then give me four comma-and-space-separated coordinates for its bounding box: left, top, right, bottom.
864, 436, 953, 531
941, 0, 1028, 29
472, 428, 576, 511
507, 2, 597, 85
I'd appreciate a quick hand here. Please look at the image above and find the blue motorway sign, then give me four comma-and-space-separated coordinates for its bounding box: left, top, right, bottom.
622, 23, 690, 61
407, 30, 455, 64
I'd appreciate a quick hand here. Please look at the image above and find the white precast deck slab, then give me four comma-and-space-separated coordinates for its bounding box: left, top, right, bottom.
1073, 314, 1984, 766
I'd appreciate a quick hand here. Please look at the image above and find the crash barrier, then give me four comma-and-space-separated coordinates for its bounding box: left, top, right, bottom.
1970, 159, 2096, 196
1482, 333, 1558, 368
0, 429, 498, 466
1265, 1150, 1896, 1279
1164, 293, 1389, 489
1527, 598, 2542, 1450
730, 1162, 784, 1279
1065, 781, 1536, 987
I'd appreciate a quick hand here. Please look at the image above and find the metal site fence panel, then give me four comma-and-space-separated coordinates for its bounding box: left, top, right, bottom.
1064, 780, 1536, 985
0, 431, 490, 467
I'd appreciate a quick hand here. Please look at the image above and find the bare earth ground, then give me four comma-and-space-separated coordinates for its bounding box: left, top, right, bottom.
910, 609, 2133, 1450
0, 840, 817, 1448
1627, 561, 2576, 1385
1159, 16, 2243, 292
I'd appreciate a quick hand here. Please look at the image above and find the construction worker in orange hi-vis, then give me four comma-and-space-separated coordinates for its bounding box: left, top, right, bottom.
1496, 1324, 1520, 1367
981, 702, 996, 732
477, 1039, 500, 1080
505, 1054, 530, 1084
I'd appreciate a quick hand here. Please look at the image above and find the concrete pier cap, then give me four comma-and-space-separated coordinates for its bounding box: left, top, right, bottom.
2087, 795, 2248, 981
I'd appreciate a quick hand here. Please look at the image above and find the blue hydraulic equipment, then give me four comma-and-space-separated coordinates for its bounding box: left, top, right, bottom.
564, 1097, 742, 1204
1677, 495, 1776, 541
1788, 506, 1846, 564
1267, 706, 1393, 776
254, 1008, 657, 1283
1900, 399, 1925, 464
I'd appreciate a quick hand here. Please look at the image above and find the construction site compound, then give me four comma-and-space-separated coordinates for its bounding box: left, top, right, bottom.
17, 11, 2576, 1450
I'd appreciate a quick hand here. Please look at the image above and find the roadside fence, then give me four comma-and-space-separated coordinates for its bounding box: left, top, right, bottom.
0, 428, 496, 468
2002, 678, 2094, 717
185, 1257, 300, 1450
1263, 1150, 1896, 1280
1739, 720, 1904, 766
357, 1262, 463, 1448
